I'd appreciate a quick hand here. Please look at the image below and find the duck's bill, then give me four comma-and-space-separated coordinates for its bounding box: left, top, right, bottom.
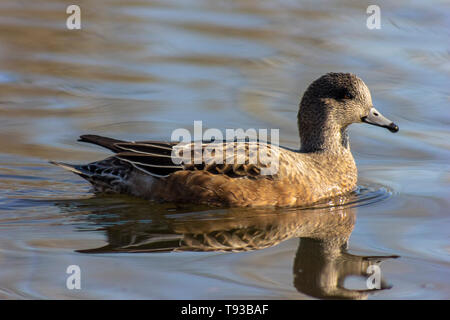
361, 107, 399, 133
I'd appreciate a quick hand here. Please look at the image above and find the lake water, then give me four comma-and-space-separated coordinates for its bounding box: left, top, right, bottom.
0, 0, 449, 299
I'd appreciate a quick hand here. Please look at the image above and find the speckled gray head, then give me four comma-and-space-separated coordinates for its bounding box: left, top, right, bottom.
298, 73, 398, 151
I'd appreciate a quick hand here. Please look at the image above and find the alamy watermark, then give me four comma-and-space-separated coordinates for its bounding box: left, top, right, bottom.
366, 264, 382, 289
170, 121, 280, 175
65, 5, 381, 31
366, 5, 381, 30
66, 264, 81, 290
66, 5, 81, 30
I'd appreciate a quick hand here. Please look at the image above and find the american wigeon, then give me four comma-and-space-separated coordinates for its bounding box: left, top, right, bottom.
51, 73, 398, 207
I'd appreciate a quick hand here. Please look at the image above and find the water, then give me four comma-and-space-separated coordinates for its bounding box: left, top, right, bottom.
0, 0, 449, 299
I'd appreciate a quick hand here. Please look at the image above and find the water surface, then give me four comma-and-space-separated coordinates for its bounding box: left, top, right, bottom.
0, 0, 449, 299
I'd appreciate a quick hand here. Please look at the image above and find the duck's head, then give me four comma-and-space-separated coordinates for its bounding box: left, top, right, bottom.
298, 73, 398, 151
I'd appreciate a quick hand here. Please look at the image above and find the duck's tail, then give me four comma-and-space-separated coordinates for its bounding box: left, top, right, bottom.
49, 161, 90, 179
50, 158, 134, 194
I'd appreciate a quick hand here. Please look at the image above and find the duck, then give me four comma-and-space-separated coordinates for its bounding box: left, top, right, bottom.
51, 72, 398, 207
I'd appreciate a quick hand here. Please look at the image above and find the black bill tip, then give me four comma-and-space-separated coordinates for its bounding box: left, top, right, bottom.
387, 122, 399, 133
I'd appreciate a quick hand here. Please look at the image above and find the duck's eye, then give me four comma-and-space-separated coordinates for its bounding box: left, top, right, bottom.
336, 90, 354, 100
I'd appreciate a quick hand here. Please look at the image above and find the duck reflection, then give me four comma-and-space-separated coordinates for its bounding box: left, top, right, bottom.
62, 193, 398, 300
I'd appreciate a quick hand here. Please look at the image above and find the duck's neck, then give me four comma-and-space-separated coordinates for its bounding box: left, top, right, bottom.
299, 123, 350, 154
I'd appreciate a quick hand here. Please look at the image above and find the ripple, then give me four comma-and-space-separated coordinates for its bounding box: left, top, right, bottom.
0, 0, 448, 300
293, 184, 392, 212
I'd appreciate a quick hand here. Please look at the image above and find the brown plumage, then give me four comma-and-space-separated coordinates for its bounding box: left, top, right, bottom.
51, 73, 399, 207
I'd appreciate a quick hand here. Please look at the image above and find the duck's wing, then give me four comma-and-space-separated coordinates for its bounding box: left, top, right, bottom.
78, 134, 177, 153
78, 135, 280, 179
